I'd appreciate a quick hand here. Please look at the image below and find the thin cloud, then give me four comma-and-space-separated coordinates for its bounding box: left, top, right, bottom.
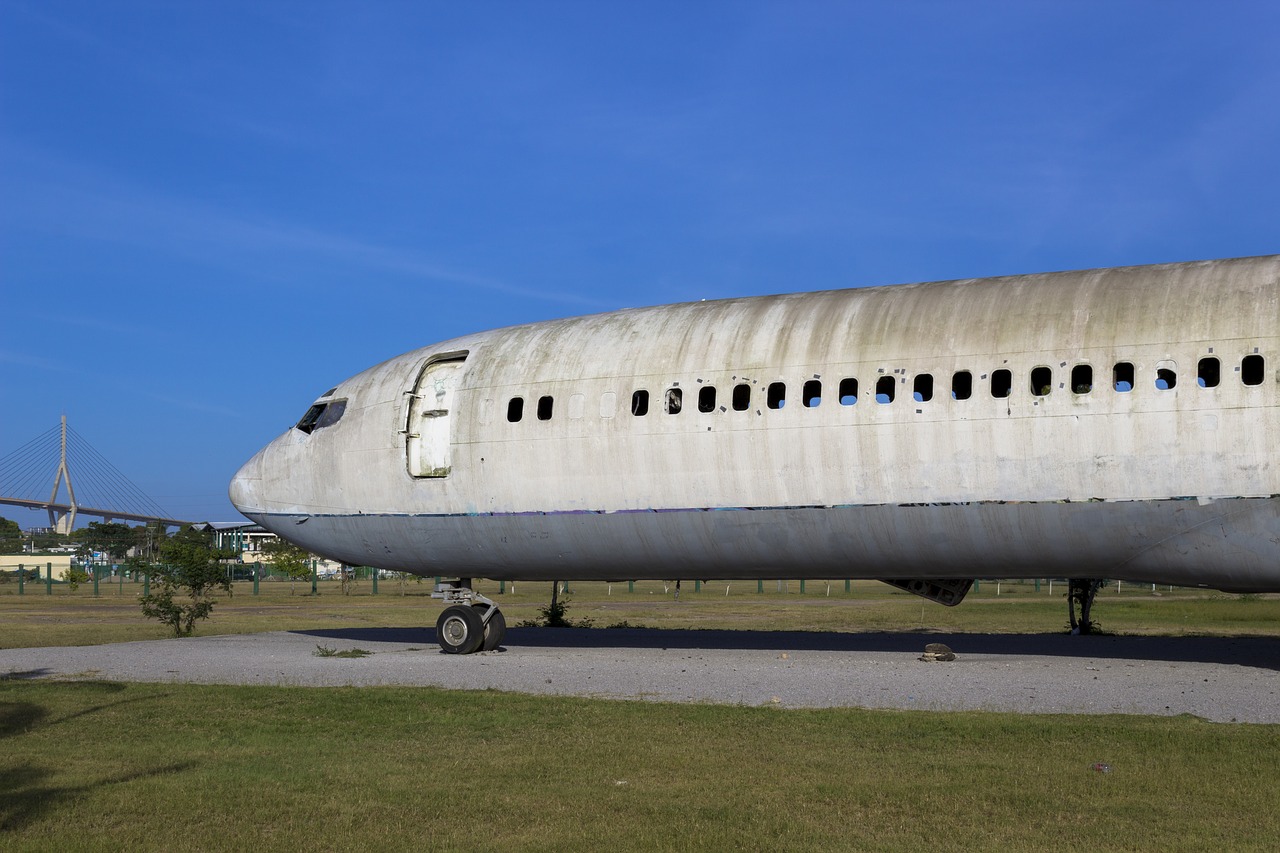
25, 312, 149, 337
134, 390, 244, 420
0, 349, 71, 373
1, 143, 606, 310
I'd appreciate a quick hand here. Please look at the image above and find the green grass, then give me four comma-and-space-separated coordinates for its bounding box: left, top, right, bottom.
2, 680, 1278, 851
4, 583, 1278, 850
3, 577, 1279, 649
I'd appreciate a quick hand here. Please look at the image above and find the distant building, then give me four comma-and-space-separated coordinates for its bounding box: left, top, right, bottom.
190, 521, 347, 576
190, 522, 280, 558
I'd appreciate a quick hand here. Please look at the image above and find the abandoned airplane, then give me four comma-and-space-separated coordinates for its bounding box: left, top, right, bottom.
230, 255, 1279, 653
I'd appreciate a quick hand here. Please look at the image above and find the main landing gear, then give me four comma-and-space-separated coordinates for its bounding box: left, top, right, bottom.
432, 578, 506, 654
1067, 578, 1104, 635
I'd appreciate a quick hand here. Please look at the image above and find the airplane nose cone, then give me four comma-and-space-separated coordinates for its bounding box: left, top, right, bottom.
229, 449, 264, 517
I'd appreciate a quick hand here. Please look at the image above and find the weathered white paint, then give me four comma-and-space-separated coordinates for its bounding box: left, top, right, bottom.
230, 256, 1280, 590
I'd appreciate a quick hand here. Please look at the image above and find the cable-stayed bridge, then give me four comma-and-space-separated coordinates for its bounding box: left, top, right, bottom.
0, 417, 190, 532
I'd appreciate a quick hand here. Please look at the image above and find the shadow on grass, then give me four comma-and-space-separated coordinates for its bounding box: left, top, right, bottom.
292, 626, 1280, 670
0, 760, 193, 832
1, 681, 191, 832
0, 702, 45, 738
0, 669, 54, 681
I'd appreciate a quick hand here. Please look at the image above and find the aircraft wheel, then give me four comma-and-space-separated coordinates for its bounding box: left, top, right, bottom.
437, 605, 484, 654
477, 604, 507, 652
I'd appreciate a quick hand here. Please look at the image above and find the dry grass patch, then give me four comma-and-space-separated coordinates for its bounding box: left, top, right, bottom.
3, 579, 1279, 650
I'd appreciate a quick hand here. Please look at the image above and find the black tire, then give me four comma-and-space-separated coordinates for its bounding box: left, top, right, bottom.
436, 605, 484, 654
479, 605, 506, 652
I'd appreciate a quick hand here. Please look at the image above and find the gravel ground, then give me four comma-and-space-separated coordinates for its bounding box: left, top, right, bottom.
3, 628, 1278, 723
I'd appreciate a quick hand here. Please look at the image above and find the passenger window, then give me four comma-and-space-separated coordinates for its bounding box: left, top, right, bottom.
1242, 354, 1265, 386
733, 383, 750, 411
767, 382, 786, 409
951, 371, 972, 401
839, 378, 858, 405
875, 376, 895, 404
507, 397, 524, 422
631, 390, 649, 417
568, 394, 585, 419
698, 385, 717, 413
1030, 366, 1052, 396
537, 395, 554, 420
1155, 362, 1176, 391
991, 369, 1012, 399
913, 374, 933, 402
600, 391, 617, 418
803, 380, 821, 408
1113, 362, 1134, 393
1072, 365, 1093, 394
1197, 357, 1220, 388
665, 388, 683, 414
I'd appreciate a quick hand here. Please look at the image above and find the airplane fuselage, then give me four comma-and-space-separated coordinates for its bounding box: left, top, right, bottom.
230, 256, 1280, 592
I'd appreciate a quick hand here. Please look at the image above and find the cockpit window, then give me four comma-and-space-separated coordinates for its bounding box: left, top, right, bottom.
316, 400, 347, 429
295, 399, 347, 434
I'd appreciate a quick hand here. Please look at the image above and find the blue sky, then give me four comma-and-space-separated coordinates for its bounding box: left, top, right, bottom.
2, 1, 1278, 526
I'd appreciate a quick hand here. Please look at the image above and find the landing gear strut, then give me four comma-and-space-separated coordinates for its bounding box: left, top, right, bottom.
433, 578, 506, 654
1067, 578, 1104, 635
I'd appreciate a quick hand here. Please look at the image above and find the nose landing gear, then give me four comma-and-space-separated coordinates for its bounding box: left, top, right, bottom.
433, 579, 506, 654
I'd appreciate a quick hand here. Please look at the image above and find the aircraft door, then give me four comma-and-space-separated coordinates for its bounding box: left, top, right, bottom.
406, 355, 467, 478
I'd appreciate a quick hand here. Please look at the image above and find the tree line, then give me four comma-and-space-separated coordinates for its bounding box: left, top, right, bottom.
2, 517, 314, 636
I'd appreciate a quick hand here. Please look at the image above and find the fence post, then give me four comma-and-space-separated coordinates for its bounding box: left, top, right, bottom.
628, 580, 634, 593
253, 562, 260, 596
371, 566, 378, 595
46, 562, 53, 595
311, 560, 318, 595
144, 569, 150, 597
757, 578, 764, 593
93, 565, 100, 597
694, 580, 700, 593
18, 563, 23, 595
800, 579, 806, 594
845, 578, 851, 593
1035, 578, 1040, 592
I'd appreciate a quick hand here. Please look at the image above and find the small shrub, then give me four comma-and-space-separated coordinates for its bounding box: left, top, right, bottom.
314, 645, 372, 658
521, 594, 593, 628
65, 566, 90, 591
138, 527, 233, 637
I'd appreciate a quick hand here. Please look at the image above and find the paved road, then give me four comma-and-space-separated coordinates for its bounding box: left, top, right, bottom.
3, 628, 1278, 723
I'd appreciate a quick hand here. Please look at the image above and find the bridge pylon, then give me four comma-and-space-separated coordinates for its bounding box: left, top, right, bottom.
50, 416, 78, 534
0, 416, 191, 531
